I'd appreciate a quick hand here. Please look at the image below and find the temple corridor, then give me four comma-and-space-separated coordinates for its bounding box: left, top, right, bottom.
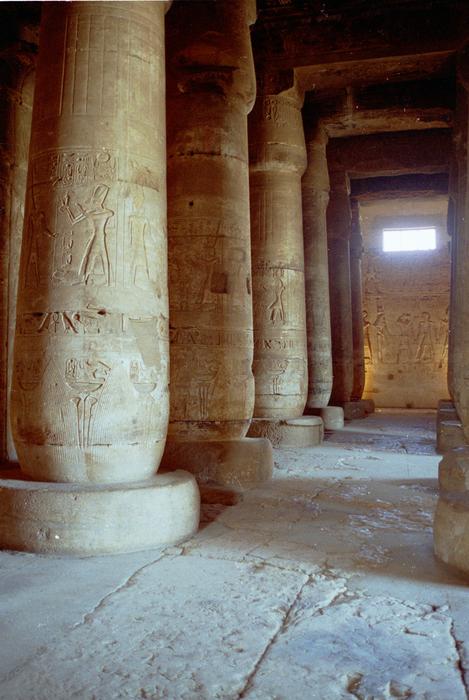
1, 410, 468, 699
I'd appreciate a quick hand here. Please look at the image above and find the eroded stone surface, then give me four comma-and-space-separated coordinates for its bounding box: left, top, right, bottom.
360, 197, 450, 409
11, 2, 170, 482
248, 416, 323, 448
249, 88, 308, 419
165, 0, 256, 442
302, 123, 333, 410
162, 437, 273, 490
327, 170, 354, 405
1, 411, 468, 699
0, 52, 34, 464
0, 469, 200, 555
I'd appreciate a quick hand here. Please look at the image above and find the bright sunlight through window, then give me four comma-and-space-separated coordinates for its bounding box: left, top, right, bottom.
382, 227, 436, 252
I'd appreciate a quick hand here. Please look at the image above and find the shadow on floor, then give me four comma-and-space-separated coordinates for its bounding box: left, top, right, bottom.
324, 430, 437, 455
201, 475, 469, 588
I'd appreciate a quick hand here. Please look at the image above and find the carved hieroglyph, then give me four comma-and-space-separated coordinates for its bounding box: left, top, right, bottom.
361, 203, 450, 409
249, 91, 308, 418
327, 172, 354, 405
302, 125, 333, 409
12, 2, 169, 482
166, 0, 257, 441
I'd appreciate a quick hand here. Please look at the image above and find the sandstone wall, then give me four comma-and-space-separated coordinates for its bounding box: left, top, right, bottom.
361, 198, 450, 408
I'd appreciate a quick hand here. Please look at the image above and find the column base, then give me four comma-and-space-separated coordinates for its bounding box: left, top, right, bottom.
434, 449, 469, 576
161, 437, 273, 489
436, 419, 465, 454
247, 416, 323, 447
361, 399, 375, 414
0, 469, 200, 555
341, 401, 366, 420
438, 447, 469, 493
434, 493, 469, 577
304, 406, 344, 430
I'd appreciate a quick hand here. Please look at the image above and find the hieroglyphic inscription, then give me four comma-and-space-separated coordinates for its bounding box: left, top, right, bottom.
363, 246, 450, 406
170, 328, 252, 348
64, 357, 111, 448
169, 219, 249, 313
33, 150, 117, 189
18, 310, 167, 338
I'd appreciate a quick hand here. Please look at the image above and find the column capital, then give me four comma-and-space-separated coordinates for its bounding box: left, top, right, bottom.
166, 0, 256, 111
249, 78, 306, 173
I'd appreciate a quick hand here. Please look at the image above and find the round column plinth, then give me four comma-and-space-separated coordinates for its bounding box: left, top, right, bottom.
309, 406, 345, 430
438, 447, 469, 492
436, 420, 466, 454
341, 401, 366, 421
361, 399, 375, 415
434, 494, 469, 577
247, 416, 323, 448
0, 470, 199, 555
161, 438, 273, 490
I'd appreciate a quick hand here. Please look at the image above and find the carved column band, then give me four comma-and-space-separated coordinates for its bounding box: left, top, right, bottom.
166, 0, 257, 442
327, 171, 354, 405
302, 125, 333, 409
249, 91, 308, 418
12, 1, 169, 483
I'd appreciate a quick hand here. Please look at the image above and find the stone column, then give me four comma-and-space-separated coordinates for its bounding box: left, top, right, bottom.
0, 1, 199, 555
327, 171, 354, 407
247, 86, 322, 447
302, 124, 333, 410
161, 0, 273, 487
350, 199, 366, 403
434, 46, 469, 574
0, 49, 35, 466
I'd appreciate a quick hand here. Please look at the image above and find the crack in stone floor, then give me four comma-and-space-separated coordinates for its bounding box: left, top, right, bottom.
1, 410, 469, 699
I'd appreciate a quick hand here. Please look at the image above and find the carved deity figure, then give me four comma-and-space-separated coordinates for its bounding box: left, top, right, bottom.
25, 205, 55, 287
191, 358, 219, 420
55, 183, 113, 286
373, 307, 389, 363
129, 215, 152, 288
396, 312, 413, 364
439, 306, 449, 368
415, 311, 435, 362
363, 309, 373, 364
267, 275, 286, 325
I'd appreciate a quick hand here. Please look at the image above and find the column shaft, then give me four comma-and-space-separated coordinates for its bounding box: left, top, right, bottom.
450, 81, 469, 437
302, 125, 333, 409
12, 1, 169, 483
166, 0, 256, 442
249, 91, 308, 418
350, 200, 365, 402
0, 54, 34, 463
327, 172, 354, 405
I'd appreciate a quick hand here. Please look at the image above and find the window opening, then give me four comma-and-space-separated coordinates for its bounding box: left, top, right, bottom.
382, 227, 436, 252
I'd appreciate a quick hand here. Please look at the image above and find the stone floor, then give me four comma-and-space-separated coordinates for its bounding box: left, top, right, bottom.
1, 410, 469, 699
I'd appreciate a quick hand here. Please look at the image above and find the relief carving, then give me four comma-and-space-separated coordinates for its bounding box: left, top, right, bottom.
54, 184, 113, 286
